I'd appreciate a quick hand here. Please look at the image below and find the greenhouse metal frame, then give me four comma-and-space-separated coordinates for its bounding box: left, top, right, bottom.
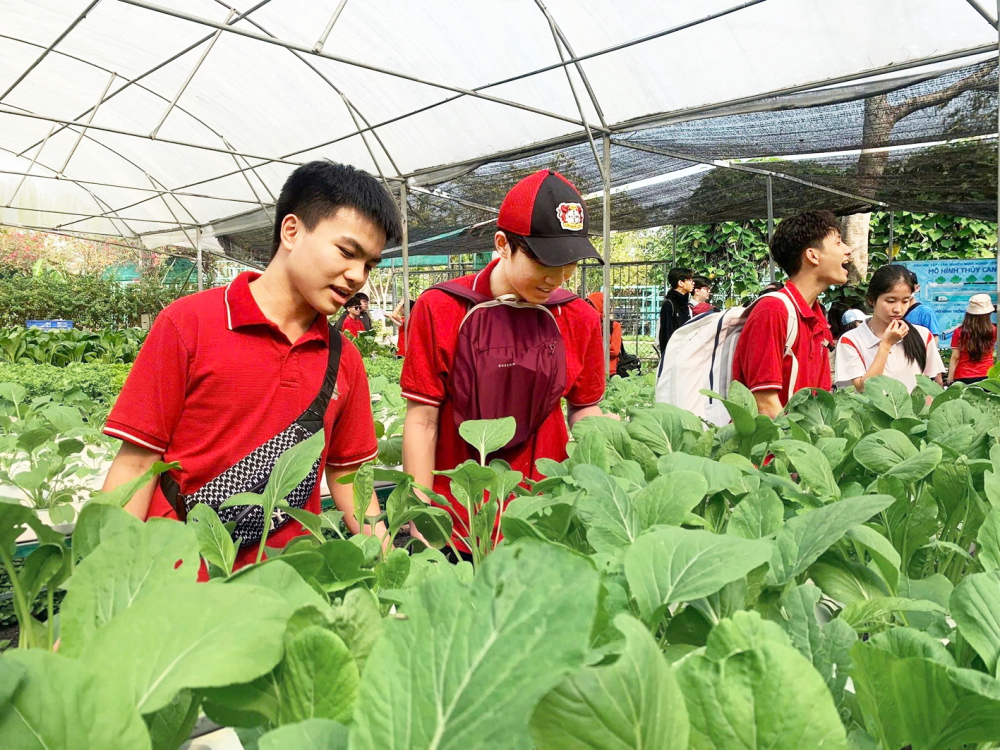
2, 0, 1000, 364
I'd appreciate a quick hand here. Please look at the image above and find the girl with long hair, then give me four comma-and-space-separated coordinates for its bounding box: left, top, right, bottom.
947, 294, 996, 385
835, 265, 945, 392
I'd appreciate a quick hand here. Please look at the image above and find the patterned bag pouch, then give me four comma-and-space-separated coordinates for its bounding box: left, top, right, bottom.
161, 327, 341, 547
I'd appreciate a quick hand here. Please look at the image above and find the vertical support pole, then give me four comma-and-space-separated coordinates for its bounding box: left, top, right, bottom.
602, 134, 612, 377
996, 0, 999, 357
888, 211, 896, 260
400, 182, 410, 352
672, 225, 677, 266
196, 227, 204, 292
767, 175, 776, 284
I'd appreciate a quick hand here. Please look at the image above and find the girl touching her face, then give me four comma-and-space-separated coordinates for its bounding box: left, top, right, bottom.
834, 265, 946, 393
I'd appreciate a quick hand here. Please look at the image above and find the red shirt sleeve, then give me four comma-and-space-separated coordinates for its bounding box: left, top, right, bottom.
567, 307, 606, 407
325, 337, 378, 468
733, 300, 787, 393
104, 311, 191, 452
950, 326, 961, 349
400, 291, 457, 407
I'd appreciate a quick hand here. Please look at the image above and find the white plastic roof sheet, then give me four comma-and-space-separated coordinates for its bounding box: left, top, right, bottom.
0, 0, 997, 250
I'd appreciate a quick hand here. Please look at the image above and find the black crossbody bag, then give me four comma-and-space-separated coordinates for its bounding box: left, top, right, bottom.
161, 326, 342, 546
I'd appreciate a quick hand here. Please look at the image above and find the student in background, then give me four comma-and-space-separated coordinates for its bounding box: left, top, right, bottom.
690, 276, 717, 316
947, 294, 996, 385
341, 296, 367, 337
828, 308, 866, 384
390, 299, 415, 358
836, 265, 945, 393
586, 292, 622, 374
903, 270, 942, 344
657, 267, 694, 365
336, 290, 373, 332
732, 210, 850, 417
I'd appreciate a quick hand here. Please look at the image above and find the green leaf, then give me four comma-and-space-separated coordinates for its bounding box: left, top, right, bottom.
572, 416, 633, 462
774, 583, 856, 705
529, 614, 689, 750
278, 626, 359, 725
59, 518, 200, 657
624, 527, 772, 621
571, 464, 640, 552
768, 495, 895, 586
705, 610, 791, 659
865, 375, 914, 419
626, 405, 690, 456
458, 416, 516, 462
846, 525, 901, 593
677, 641, 848, 749
225, 558, 329, 612
810, 560, 889, 605
885, 445, 942, 484
351, 460, 375, 533
853, 429, 916, 474
313, 539, 376, 593
657, 453, 744, 495
145, 690, 201, 750
867, 627, 956, 666
633, 471, 708, 529
258, 719, 349, 750
727, 488, 783, 540
188, 503, 236, 576
267, 431, 326, 507
950, 569, 1000, 674
350, 542, 600, 750
978, 506, 1000, 571
80, 582, 292, 714
325, 588, 383, 675
90, 461, 180, 508
375, 548, 411, 590
0, 649, 151, 750
838, 597, 946, 631
567, 429, 611, 472
771, 439, 840, 500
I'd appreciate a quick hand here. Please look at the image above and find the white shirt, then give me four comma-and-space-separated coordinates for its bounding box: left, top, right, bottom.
835, 322, 945, 393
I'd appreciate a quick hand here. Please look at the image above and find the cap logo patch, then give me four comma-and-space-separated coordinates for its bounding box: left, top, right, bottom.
556, 202, 584, 231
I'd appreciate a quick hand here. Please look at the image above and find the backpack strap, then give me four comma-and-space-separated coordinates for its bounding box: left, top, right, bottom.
431, 280, 577, 308
430, 280, 492, 306
761, 291, 800, 403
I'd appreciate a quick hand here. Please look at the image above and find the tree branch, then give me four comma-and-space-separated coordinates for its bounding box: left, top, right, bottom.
890, 60, 998, 122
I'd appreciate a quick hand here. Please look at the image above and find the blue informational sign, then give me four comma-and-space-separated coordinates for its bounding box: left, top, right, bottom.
26, 320, 74, 330
900, 259, 997, 348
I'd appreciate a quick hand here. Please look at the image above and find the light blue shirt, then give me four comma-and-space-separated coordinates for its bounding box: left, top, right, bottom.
905, 303, 941, 336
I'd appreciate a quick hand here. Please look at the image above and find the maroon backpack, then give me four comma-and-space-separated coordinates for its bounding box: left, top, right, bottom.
431, 281, 577, 452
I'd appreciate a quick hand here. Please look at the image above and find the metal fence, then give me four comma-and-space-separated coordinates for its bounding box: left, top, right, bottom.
377, 260, 671, 364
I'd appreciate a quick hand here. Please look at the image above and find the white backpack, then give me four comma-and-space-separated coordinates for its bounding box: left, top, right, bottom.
654, 292, 798, 425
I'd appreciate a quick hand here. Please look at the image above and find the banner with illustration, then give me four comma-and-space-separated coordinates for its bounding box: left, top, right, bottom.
900, 259, 998, 348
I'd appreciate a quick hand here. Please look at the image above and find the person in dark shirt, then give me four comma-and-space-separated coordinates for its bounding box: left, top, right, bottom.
658, 267, 694, 369
690, 275, 717, 316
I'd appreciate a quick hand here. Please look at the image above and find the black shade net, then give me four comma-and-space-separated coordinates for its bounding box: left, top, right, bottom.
217, 58, 999, 264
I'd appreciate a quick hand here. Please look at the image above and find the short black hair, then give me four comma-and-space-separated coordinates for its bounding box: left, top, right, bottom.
355, 292, 369, 302
346, 296, 362, 308
503, 231, 537, 261
693, 275, 712, 291
668, 267, 694, 289
769, 210, 841, 277
271, 160, 401, 259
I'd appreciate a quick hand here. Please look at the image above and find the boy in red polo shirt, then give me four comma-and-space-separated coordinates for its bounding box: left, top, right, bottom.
732, 210, 852, 417
101, 161, 398, 573
341, 296, 367, 337
401, 169, 611, 554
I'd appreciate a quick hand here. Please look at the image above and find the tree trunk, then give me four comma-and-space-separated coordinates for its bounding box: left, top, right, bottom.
841, 213, 871, 284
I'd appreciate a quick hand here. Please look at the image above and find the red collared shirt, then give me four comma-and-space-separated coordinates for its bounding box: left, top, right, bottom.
400, 259, 605, 550
732, 282, 833, 403
105, 272, 377, 571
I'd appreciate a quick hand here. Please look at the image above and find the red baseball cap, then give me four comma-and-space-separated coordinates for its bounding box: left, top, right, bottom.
497, 169, 603, 266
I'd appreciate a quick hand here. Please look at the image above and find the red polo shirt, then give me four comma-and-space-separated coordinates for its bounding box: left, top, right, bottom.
401, 259, 605, 551
342, 316, 366, 337
732, 282, 833, 404
105, 272, 378, 573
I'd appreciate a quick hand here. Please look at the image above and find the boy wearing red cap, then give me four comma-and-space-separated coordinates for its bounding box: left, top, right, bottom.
401, 170, 609, 554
